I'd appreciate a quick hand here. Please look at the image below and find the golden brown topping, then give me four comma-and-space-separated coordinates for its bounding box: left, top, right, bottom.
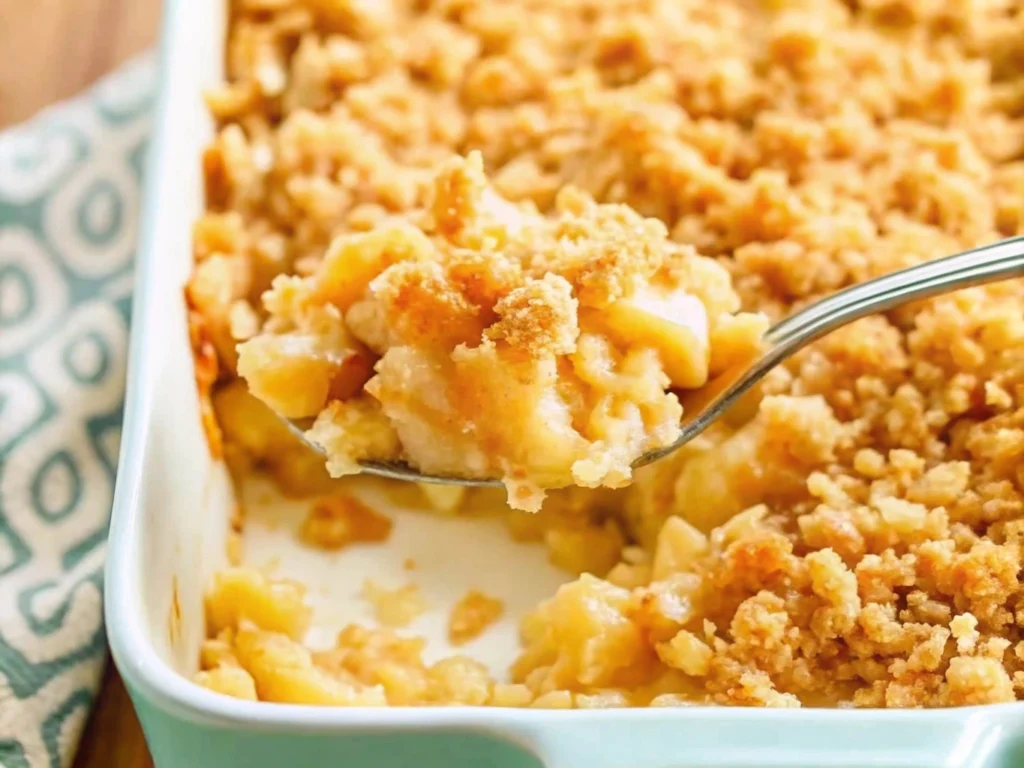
300, 494, 393, 551
372, 260, 487, 349
314, 224, 434, 311
485, 274, 579, 357
448, 591, 505, 646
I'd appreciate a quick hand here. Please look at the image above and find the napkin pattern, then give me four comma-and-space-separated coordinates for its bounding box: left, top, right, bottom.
0, 56, 155, 768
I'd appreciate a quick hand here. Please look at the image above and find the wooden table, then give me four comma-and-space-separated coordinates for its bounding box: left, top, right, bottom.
0, 1, 163, 765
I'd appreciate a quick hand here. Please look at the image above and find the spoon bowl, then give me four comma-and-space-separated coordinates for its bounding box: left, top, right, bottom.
282, 418, 505, 487
286, 235, 1024, 487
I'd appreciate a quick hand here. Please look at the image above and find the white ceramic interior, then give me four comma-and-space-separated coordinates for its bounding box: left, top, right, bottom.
244, 476, 569, 673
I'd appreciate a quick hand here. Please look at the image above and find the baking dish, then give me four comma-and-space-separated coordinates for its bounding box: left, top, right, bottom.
104, 0, 1024, 765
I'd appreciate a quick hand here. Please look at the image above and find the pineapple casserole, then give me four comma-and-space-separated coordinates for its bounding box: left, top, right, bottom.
189, 0, 1024, 709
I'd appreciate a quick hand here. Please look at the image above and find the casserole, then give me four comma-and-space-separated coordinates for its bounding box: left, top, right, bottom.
105, 0, 1024, 765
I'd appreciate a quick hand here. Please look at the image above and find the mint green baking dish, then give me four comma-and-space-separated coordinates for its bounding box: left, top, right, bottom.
105, 0, 1024, 765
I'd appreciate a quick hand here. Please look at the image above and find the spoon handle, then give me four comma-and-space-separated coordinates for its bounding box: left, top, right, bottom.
764, 235, 1024, 353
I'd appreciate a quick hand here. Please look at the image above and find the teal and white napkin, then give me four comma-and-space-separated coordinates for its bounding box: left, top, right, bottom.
0, 55, 156, 768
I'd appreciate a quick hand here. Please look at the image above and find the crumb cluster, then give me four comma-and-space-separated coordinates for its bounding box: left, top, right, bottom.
300, 493, 393, 550
449, 590, 505, 646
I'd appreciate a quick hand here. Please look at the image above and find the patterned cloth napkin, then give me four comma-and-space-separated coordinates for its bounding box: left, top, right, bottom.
0, 55, 156, 768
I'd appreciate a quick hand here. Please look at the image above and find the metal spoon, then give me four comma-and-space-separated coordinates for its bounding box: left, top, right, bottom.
285, 235, 1024, 487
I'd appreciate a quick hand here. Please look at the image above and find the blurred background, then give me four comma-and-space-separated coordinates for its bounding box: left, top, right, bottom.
0, 0, 161, 765
0, 0, 158, 127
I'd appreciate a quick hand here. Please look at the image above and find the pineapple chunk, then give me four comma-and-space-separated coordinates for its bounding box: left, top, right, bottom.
601, 286, 709, 389
205, 567, 312, 640
652, 516, 709, 581
237, 333, 372, 419
314, 224, 433, 310
233, 630, 387, 706
305, 397, 402, 478
195, 666, 258, 701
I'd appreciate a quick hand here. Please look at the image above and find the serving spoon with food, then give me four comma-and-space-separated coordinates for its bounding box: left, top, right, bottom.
286, 236, 1024, 487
